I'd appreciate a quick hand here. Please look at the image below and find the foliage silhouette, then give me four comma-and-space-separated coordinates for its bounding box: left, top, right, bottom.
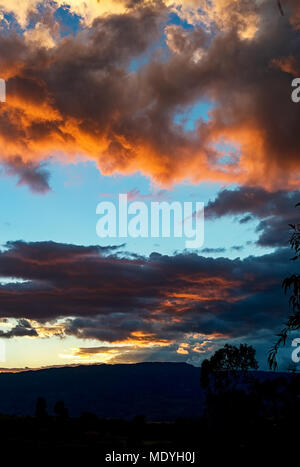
201, 343, 258, 395
277, 0, 284, 16
268, 203, 300, 370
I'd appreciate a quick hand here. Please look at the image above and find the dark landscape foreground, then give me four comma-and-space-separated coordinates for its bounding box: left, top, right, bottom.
0, 363, 203, 419
0, 363, 299, 462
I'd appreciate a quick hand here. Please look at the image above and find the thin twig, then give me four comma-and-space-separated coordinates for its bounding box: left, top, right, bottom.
277, 0, 284, 16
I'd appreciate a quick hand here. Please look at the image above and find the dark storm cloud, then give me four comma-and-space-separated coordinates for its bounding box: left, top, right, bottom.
206, 186, 300, 247
0, 240, 296, 350
0, 319, 38, 338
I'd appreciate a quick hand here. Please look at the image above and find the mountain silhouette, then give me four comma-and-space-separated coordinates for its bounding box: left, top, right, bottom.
0, 362, 291, 420
0, 362, 204, 419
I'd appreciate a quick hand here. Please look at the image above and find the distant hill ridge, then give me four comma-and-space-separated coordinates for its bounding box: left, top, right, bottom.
0, 362, 289, 420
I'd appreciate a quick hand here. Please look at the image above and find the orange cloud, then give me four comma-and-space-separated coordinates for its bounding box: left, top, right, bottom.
0, 0, 299, 191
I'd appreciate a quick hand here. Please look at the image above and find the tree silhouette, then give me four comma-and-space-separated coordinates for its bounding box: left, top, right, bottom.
201, 344, 258, 425
208, 343, 258, 372
201, 344, 258, 394
35, 397, 48, 419
268, 203, 300, 370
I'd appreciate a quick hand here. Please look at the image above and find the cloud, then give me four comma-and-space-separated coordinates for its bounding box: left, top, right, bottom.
201, 247, 226, 254
176, 0, 260, 39
0, 0, 130, 28
239, 214, 253, 224
0, 239, 296, 366
207, 186, 300, 247
2, 156, 51, 193
0, 1, 299, 190
0, 1, 259, 33
0, 318, 38, 338
126, 188, 172, 201
231, 245, 244, 251
68, 343, 182, 365
24, 22, 56, 48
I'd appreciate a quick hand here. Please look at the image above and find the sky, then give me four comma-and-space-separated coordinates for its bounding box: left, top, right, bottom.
0, 0, 299, 371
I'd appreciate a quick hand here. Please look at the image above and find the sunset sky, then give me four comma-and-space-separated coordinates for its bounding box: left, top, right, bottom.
0, 0, 299, 370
